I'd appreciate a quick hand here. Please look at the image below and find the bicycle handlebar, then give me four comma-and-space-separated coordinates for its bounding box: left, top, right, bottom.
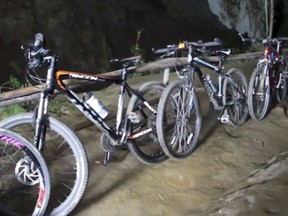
239, 32, 288, 45
21, 33, 51, 70
183, 38, 222, 48
152, 38, 222, 58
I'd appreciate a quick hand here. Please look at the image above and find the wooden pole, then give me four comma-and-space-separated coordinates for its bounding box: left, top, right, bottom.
0, 53, 262, 108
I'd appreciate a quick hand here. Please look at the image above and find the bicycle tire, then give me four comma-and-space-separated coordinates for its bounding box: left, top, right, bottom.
126, 81, 169, 164
156, 79, 202, 159
0, 128, 50, 216
222, 68, 249, 126
247, 64, 271, 121
276, 62, 288, 102
0, 113, 89, 216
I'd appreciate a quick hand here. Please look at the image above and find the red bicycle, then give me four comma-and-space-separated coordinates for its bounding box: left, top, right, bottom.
240, 33, 288, 121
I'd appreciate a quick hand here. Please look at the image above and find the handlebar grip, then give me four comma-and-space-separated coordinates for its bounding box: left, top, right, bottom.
152, 47, 169, 54
152, 45, 178, 54
202, 38, 222, 47
34, 33, 44, 47
21, 44, 32, 50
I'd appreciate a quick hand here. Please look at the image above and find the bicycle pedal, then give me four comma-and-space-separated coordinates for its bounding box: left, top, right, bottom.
127, 112, 141, 123
218, 112, 230, 124
220, 115, 229, 124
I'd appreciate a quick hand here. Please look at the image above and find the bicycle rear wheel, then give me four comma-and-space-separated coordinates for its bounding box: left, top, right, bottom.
247, 64, 271, 121
126, 81, 169, 164
223, 68, 249, 126
156, 79, 202, 159
0, 128, 50, 216
0, 113, 89, 216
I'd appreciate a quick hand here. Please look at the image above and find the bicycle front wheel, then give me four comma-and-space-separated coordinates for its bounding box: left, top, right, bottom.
156, 79, 202, 159
0, 113, 89, 216
247, 64, 271, 121
276, 62, 288, 102
126, 81, 169, 164
223, 68, 249, 127
0, 128, 50, 216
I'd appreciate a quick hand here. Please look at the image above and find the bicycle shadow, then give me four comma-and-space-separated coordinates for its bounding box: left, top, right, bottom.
194, 88, 221, 149
71, 151, 147, 215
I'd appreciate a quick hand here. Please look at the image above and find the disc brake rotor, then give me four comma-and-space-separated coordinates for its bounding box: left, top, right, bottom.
15, 157, 40, 186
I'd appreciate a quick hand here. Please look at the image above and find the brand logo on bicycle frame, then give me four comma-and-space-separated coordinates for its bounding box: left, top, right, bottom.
0, 135, 23, 148
69, 73, 99, 81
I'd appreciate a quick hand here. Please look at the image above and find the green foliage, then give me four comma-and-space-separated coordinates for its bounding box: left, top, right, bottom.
130, 29, 145, 64
0, 104, 27, 121
245, 42, 263, 52
0, 76, 30, 119
130, 29, 148, 78
0, 75, 21, 92
9, 75, 22, 89
0, 76, 32, 117
48, 100, 69, 114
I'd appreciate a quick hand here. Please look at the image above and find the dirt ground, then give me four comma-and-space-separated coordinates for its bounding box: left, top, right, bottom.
52, 61, 288, 216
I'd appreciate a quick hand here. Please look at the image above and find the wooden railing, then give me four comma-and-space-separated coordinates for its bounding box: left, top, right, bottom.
0, 52, 262, 108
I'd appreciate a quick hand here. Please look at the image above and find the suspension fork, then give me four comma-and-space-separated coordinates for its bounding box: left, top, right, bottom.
33, 56, 56, 150
33, 91, 50, 150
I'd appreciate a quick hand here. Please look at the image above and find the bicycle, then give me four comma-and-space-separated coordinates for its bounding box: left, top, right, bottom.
0, 33, 169, 214
239, 33, 288, 121
0, 128, 50, 216
153, 39, 249, 159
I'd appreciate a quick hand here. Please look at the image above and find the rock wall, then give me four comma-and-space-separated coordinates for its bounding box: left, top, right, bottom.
207, 0, 288, 38
1, 0, 287, 87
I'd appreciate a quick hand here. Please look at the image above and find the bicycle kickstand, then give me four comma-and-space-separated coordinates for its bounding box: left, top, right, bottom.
95, 151, 111, 166
102, 152, 111, 166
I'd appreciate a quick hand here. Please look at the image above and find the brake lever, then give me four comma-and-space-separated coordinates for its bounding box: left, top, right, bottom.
21, 44, 33, 51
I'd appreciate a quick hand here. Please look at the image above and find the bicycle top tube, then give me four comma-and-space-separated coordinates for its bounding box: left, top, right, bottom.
55, 56, 141, 91
55, 70, 122, 91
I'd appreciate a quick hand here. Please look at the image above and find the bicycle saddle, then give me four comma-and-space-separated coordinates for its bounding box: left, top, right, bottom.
215, 49, 231, 56
110, 56, 141, 67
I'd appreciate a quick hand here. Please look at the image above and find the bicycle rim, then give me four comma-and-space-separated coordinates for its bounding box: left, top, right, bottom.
0, 113, 89, 216
276, 63, 288, 102
0, 128, 50, 216
156, 79, 202, 159
223, 68, 249, 127
248, 65, 271, 121
126, 81, 169, 164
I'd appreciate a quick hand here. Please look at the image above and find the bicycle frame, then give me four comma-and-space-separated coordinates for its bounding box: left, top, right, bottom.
185, 53, 239, 110
257, 38, 288, 90
33, 55, 157, 149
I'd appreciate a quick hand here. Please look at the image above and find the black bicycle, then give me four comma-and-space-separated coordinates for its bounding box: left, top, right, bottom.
0, 33, 169, 215
153, 39, 249, 159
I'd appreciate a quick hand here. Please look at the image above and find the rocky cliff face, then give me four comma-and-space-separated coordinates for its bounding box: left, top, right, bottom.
0, 0, 287, 86
208, 0, 288, 38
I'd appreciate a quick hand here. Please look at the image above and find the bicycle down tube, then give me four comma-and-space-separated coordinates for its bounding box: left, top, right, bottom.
55, 65, 156, 147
